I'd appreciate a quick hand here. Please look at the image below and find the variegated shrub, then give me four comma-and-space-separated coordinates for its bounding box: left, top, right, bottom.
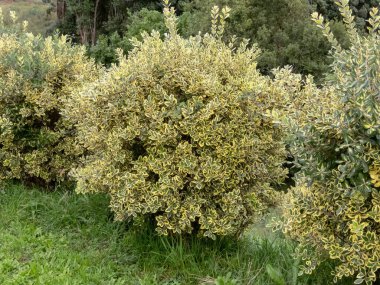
0, 10, 99, 186
277, 1, 380, 284
66, 2, 288, 238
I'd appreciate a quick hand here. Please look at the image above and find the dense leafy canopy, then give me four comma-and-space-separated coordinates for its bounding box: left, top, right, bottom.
178, 0, 349, 78
89, 8, 167, 66
56, 0, 378, 80
310, 0, 379, 31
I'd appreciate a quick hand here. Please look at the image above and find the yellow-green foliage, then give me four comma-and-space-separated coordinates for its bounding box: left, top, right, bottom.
277, 1, 380, 283
66, 2, 287, 238
270, 66, 340, 133
0, 10, 99, 186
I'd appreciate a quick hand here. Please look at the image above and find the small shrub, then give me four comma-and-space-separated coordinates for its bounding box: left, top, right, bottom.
277, 1, 380, 283
0, 10, 99, 187
67, 2, 288, 238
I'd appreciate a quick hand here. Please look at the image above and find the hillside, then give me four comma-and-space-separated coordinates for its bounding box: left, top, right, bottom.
0, 0, 56, 34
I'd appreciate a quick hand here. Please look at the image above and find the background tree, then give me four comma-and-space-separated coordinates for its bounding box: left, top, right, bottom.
56, 0, 378, 81
62, 0, 109, 44
309, 0, 380, 31
57, 0, 171, 45
57, 0, 66, 21
179, 0, 349, 79
89, 8, 167, 65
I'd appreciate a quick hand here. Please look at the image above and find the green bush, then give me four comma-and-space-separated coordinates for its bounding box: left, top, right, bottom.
89, 8, 166, 66
67, 3, 288, 238
0, 10, 99, 187
277, 1, 380, 283
178, 0, 350, 80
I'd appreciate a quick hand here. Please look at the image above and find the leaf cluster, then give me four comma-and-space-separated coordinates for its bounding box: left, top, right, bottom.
278, 2, 380, 283
0, 10, 99, 187
66, 6, 288, 238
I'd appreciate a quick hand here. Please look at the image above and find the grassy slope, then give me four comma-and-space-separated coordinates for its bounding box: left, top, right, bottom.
0, 0, 56, 35
0, 184, 353, 285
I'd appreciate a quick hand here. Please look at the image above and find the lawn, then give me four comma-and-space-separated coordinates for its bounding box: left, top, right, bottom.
0, 184, 354, 285
0, 0, 56, 35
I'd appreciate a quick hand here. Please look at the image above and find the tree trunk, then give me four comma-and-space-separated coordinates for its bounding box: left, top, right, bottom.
91, 0, 100, 46
57, 0, 66, 21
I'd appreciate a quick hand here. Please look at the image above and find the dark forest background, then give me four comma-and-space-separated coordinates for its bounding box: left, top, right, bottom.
52, 0, 379, 81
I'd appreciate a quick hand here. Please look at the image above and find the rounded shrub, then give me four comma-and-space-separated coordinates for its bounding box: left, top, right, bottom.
67, 2, 288, 238
0, 10, 99, 187
278, 1, 380, 283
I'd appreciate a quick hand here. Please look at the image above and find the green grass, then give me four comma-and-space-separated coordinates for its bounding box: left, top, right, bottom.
0, 184, 353, 285
0, 0, 56, 35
